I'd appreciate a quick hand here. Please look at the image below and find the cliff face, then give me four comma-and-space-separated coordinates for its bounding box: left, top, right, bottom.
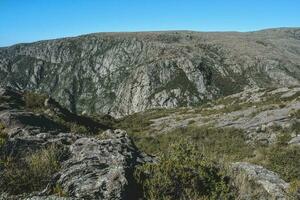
0, 28, 300, 117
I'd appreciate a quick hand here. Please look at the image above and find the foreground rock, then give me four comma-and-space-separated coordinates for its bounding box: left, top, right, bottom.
230, 162, 289, 200
0, 87, 152, 200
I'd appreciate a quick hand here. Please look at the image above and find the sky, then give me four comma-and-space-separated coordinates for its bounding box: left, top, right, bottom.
0, 0, 300, 47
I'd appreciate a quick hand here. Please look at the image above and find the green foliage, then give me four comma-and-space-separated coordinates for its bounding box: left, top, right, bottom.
265, 145, 300, 182
0, 122, 7, 147
132, 125, 253, 162
134, 140, 234, 200
24, 91, 47, 110
289, 109, 300, 119
0, 145, 64, 194
52, 184, 68, 197
117, 108, 177, 134
70, 123, 89, 134
288, 180, 300, 199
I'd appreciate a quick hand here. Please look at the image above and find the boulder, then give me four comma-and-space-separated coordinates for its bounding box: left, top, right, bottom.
230, 162, 289, 200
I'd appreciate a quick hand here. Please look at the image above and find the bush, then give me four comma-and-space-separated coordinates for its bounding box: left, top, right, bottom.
0, 122, 7, 147
265, 145, 300, 182
24, 91, 47, 110
70, 123, 89, 134
134, 141, 234, 200
288, 180, 300, 199
0, 145, 65, 194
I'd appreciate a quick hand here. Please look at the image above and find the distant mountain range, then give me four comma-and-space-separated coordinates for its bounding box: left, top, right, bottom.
0, 28, 299, 117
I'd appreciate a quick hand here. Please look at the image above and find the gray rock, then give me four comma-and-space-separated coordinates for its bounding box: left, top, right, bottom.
1, 28, 300, 117
288, 135, 300, 146
230, 162, 289, 200
0, 87, 153, 200
46, 129, 149, 199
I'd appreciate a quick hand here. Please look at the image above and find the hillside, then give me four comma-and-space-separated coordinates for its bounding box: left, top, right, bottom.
0, 28, 300, 117
0, 86, 299, 199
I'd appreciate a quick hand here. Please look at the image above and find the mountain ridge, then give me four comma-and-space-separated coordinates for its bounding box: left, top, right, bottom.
0, 27, 300, 117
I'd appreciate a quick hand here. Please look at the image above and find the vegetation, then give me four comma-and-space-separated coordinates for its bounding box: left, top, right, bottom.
24, 91, 48, 111
0, 122, 7, 148
0, 145, 65, 194
134, 140, 234, 200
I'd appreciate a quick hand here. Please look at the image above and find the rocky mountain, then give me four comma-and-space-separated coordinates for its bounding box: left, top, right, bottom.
0, 28, 300, 117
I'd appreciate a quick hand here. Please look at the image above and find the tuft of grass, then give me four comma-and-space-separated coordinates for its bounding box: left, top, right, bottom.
70, 123, 89, 134
0, 122, 7, 148
0, 145, 65, 195
24, 91, 48, 111
288, 179, 300, 199
289, 109, 300, 119
52, 184, 68, 197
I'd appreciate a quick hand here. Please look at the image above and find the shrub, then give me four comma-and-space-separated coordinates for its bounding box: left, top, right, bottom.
265, 145, 300, 182
289, 109, 300, 119
70, 123, 89, 134
24, 91, 47, 110
0, 122, 7, 147
134, 140, 234, 200
288, 180, 300, 199
0, 145, 65, 194
52, 184, 68, 197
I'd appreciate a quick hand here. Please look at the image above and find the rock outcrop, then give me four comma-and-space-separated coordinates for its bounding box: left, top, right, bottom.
230, 162, 290, 200
0, 87, 152, 199
1, 28, 300, 117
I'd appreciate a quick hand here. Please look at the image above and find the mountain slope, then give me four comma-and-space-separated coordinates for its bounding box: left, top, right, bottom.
0, 28, 300, 117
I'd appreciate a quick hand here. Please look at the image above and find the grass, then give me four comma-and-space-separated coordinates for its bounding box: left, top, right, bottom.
24, 91, 48, 111
131, 125, 254, 163
0, 145, 65, 195
131, 122, 300, 190
134, 140, 235, 200
0, 122, 7, 148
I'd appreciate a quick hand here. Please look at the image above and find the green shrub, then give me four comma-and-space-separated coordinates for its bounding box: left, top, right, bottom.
288, 179, 300, 199
289, 109, 300, 119
0, 122, 7, 147
265, 145, 300, 182
134, 141, 234, 200
70, 123, 89, 134
24, 91, 47, 110
0, 145, 64, 194
132, 126, 253, 163
52, 184, 68, 197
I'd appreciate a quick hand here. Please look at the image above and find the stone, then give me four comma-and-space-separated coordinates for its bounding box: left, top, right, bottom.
230, 162, 289, 200
288, 135, 300, 146
0, 87, 154, 200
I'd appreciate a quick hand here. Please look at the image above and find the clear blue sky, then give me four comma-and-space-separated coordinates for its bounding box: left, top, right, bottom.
1, 0, 299, 47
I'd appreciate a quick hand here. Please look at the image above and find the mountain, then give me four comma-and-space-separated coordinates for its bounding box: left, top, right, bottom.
0, 28, 300, 117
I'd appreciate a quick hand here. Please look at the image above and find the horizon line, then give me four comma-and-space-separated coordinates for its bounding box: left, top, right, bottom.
1, 26, 299, 48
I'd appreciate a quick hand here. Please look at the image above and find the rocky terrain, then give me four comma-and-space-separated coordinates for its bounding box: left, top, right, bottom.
0, 28, 299, 199
0, 28, 300, 117
0, 86, 299, 199
0, 87, 153, 199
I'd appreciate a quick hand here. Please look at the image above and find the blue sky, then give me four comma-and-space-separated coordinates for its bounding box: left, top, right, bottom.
0, 0, 299, 47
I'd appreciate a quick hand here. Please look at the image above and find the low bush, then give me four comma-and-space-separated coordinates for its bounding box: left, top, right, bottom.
134, 140, 234, 200
265, 145, 300, 182
132, 125, 254, 163
0, 122, 7, 147
24, 91, 47, 110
